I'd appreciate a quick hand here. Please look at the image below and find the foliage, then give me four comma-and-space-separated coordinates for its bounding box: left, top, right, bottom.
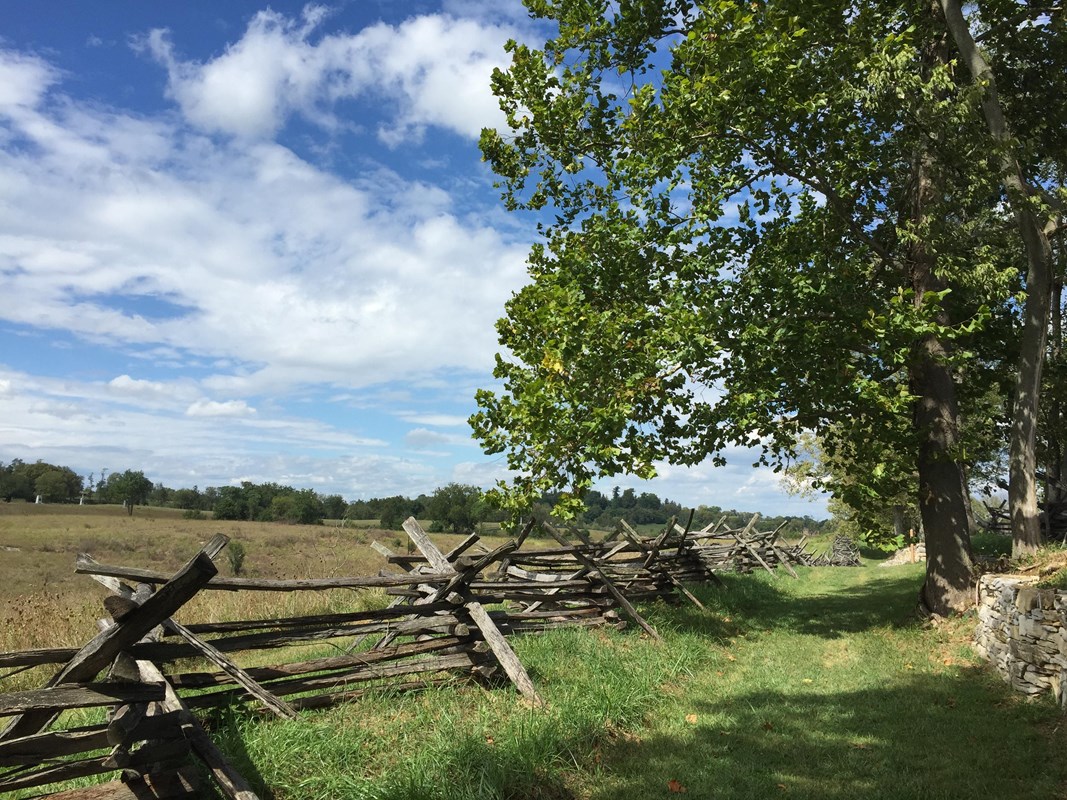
471, 0, 1027, 526
377, 495, 424, 530
425, 483, 485, 533
211, 482, 328, 524
99, 469, 153, 508
320, 493, 348, 520
226, 541, 247, 577
0, 460, 82, 502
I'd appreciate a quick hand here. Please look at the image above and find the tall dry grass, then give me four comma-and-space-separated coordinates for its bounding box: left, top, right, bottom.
0, 503, 504, 689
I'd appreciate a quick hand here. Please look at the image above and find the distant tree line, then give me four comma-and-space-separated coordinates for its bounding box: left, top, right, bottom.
0, 459, 828, 534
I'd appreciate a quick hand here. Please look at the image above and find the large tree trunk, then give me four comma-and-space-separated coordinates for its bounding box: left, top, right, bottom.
1049, 278, 1066, 506
939, 0, 1057, 558
912, 334, 976, 614
905, 3, 976, 615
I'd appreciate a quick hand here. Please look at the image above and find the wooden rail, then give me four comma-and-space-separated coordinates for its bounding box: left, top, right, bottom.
0, 509, 801, 798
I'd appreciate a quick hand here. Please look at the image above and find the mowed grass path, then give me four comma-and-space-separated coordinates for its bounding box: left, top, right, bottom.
204, 564, 1066, 800
592, 565, 1065, 800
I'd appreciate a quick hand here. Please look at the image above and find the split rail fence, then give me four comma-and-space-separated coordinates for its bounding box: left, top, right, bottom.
0, 512, 805, 799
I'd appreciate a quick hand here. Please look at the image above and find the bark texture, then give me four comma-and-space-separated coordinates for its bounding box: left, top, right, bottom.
939, 0, 1057, 557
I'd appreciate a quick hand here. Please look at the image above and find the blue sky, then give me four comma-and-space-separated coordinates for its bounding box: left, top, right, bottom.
0, 0, 828, 517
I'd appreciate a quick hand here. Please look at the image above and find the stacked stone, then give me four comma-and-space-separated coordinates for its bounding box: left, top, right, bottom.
973, 575, 1067, 705
877, 543, 927, 567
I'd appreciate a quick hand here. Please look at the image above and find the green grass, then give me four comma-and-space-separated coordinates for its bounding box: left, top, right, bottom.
191, 564, 1067, 800
8, 558, 1066, 799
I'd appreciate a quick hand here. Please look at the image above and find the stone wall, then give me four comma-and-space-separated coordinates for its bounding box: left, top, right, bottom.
973, 574, 1067, 705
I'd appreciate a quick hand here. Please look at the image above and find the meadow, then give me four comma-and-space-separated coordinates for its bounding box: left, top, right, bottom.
1, 503, 1064, 799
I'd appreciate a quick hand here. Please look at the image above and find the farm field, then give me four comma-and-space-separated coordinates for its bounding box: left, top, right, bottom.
0, 503, 506, 659
1, 506, 1065, 799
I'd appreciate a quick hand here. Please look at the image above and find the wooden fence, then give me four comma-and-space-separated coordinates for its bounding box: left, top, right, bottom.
0, 512, 801, 798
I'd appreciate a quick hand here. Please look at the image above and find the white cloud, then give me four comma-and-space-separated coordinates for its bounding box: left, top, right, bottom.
0, 53, 529, 395
396, 412, 471, 427
405, 426, 474, 450
0, 51, 57, 111
109, 375, 167, 396
185, 399, 256, 417
139, 8, 516, 143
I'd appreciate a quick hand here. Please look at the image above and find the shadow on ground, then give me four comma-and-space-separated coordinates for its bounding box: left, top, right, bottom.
592, 567, 1067, 800
588, 669, 1063, 800
650, 567, 928, 641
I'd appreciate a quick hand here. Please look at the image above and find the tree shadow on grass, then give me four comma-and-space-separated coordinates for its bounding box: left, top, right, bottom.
589, 670, 1066, 800
650, 568, 929, 641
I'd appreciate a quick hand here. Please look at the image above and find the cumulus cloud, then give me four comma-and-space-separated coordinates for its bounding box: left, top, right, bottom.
186, 399, 256, 417
0, 50, 528, 395
139, 7, 515, 143
0, 51, 58, 110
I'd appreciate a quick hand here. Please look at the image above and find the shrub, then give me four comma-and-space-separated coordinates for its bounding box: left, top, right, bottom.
226, 541, 247, 576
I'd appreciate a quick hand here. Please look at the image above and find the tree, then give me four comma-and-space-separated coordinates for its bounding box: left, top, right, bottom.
321, 494, 348, 520
104, 470, 154, 513
34, 469, 80, 503
470, 0, 1053, 614
212, 486, 247, 521
270, 489, 325, 525
937, 0, 1066, 556
379, 495, 414, 530
426, 483, 485, 534
172, 486, 204, 510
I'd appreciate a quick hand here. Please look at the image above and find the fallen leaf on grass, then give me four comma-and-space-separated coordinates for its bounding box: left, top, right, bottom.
685, 714, 699, 724
761, 721, 774, 731
727, 654, 737, 662
777, 783, 787, 791
668, 779, 688, 793
801, 678, 813, 684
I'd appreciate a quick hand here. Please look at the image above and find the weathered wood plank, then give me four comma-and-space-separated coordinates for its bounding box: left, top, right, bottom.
75, 557, 453, 590
133, 660, 261, 800
0, 737, 189, 793
167, 635, 480, 689
618, 520, 709, 609
370, 540, 397, 559
281, 676, 456, 712
182, 651, 483, 709
542, 525, 663, 642
0, 537, 224, 742
0, 683, 164, 717
401, 517, 543, 706
462, 602, 542, 704
81, 560, 299, 721
401, 518, 453, 572
36, 768, 199, 800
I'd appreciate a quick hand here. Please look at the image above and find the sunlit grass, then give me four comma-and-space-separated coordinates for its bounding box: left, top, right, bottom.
3, 505, 1066, 799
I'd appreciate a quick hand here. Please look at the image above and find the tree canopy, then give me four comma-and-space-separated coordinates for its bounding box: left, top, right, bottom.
473, 0, 1066, 613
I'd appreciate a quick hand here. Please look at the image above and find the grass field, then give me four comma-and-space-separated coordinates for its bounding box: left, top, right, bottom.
2, 506, 1065, 799
0, 503, 498, 671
